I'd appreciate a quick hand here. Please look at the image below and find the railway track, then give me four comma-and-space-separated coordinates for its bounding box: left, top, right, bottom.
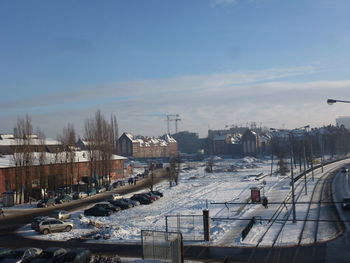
246, 163, 345, 263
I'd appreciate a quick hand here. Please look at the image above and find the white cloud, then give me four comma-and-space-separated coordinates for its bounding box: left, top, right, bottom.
2, 65, 349, 138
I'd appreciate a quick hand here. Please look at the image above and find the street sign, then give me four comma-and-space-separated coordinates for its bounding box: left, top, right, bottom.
250, 187, 261, 203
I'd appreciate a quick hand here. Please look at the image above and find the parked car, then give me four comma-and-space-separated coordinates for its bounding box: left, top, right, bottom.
109, 194, 121, 200
131, 194, 152, 205
84, 206, 112, 217
108, 199, 132, 210
51, 210, 71, 220
46, 191, 56, 198
0, 248, 12, 260
121, 198, 140, 207
72, 192, 88, 200
55, 194, 72, 204
149, 190, 163, 197
0, 247, 42, 263
29, 247, 68, 263
37, 198, 56, 208
86, 188, 97, 196
31, 216, 49, 231
93, 202, 121, 212
95, 186, 106, 193
56, 186, 72, 195
104, 184, 113, 191
342, 197, 350, 209
112, 180, 125, 188
38, 219, 73, 235
139, 193, 158, 201
64, 248, 91, 263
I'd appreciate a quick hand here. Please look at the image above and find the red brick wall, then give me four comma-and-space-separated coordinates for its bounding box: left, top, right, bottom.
0, 159, 125, 193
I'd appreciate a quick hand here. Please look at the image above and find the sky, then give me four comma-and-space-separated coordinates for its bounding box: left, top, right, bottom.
1, 0, 350, 138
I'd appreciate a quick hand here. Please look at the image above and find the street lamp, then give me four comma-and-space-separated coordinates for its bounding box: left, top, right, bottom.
289, 133, 297, 223
327, 99, 350, 105
270, 128, 297, 223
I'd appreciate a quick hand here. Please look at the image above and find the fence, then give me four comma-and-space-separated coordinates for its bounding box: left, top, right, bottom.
141, 230, 183, 263
165, 215, 205, 241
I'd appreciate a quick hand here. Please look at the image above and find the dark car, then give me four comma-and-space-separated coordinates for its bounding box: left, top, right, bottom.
37, 198, 56, 208
108, 199, 132, 210
104, 184, 113, 191
0, 248, 12, 260
72, 192, 88, 200
341, 167, 349, 173
131, 194, 152, 205
84, 207, 112, 217
86, 188, 97, 196
149, 190, 163, 197
342, 197, 350, 209
112, 180, 125, 188
64, 248, 91, 263
55, 194, 72, 204
140, 193, 158, 201
29, 247, 68, 263
0, 247, 42, 263
93, 202, 121, 212
121, 198, 140, 207
31, 216, 49, 231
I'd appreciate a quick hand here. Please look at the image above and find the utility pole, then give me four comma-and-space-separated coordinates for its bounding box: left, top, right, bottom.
310, 136, 314, 181
303, 144, 307, 195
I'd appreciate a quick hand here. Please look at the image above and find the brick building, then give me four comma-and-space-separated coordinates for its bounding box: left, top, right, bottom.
0, 134, 126, 202
0, 151, 126, 201
118, 133, 178, 159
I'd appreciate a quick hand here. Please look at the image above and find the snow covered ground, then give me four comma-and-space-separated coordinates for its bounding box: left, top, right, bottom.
17, 156, 348, 248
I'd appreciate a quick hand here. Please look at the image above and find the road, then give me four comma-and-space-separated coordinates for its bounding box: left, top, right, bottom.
0, 169, 166, 237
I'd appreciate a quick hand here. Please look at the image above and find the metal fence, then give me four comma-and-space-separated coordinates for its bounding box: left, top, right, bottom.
141, 230, 183, 263
165, 215, 204, 241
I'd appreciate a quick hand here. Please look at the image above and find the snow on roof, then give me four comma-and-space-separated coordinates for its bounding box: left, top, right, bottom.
0, 150, 127, 168
0, 137, 61, 146
0, 134, 15, 139
125, 133, 177, 147
163, 134, 177, 143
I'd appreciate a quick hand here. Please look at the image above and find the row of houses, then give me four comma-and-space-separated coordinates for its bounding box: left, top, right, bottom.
0, 131, 179, 201
171, 124, 350, 158
0, 134, 127, 198
118, 133, 178, 159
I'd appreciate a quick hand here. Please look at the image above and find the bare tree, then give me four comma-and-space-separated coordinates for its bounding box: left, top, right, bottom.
167, 156, 181, 187
12, 115, 34, 203
84, 110, 116, 187
58, 123, 76, 193
36, 129, 48, 199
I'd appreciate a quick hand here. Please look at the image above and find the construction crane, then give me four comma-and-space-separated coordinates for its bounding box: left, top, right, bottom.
174, 117, 181, 134
166, 114, 179, 134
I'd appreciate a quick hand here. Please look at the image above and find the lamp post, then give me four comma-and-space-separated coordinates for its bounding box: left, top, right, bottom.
289, 133, 297, 223
327, 98, 350, 163
327, 99, 350, 105
270, 128, 297, 223
292, 125, 310, 195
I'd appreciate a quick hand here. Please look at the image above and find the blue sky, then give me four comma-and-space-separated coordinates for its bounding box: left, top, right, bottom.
1, 0, 350, 137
